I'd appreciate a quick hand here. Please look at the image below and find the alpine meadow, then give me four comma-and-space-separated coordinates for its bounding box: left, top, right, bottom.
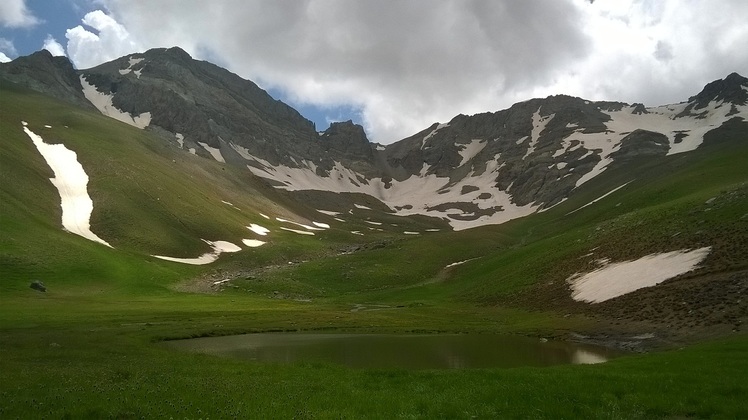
1, 44, 747, 418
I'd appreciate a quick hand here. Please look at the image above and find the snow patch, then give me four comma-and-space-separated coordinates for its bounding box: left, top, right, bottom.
175, 133, 184, 148
244, 153, 538, 231
80, 76, 151, 129
566, 181, 632, 215
445, 258, 478, 269
313, 222, 330, 229
277, 217, 323, 231
128, 57, 143, 66
457, 139, 486, 167
247, 224, 270, 236
421, 122, 449, 148
523, 109, 555, 160
153, 240, 241, 265
566, 99, 748, 188
280, 227, 315, 236
317, 209, 341, 216
242, 239, 266, 247
198, 142, 225, 163
23, 125, 112, 247
568, 247, 711, 303
119, 57, 144, 77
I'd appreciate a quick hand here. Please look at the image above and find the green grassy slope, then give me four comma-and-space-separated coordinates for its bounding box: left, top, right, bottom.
0, 82, 405, 295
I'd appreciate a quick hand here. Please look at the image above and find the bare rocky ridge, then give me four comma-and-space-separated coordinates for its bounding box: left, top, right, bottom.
2, 48, 747, 230
0, 49, 92, 109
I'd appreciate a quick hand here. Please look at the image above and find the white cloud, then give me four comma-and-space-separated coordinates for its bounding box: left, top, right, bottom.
98, 1, 589, 142
534, 0, 748, 107
0, 0, 39, 28
42, 35, 66, 57
66, 0, 748, 143
0, 37, 17, 58
65, 10, 142, 69
0, 52, 11, 63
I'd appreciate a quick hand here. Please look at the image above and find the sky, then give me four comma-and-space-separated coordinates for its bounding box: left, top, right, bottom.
1, 0, 747, 144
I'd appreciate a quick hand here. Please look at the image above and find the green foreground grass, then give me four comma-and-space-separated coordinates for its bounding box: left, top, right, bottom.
2, 292, 747, 419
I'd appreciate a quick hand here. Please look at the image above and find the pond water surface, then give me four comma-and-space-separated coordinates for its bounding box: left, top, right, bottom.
165, 333, 623, 369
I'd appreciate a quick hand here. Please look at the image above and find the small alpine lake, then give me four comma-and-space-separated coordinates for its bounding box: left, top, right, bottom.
164, 333, 624, 369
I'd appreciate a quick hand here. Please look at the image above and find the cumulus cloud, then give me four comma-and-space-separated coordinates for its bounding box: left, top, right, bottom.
65, 10, 142, 69
0, 0, 39, 28
537, 0, 748, 107
0, 37, 17, 57
66, 0, 748, 142
42, 35, 66, 57
98, 0, 589, 142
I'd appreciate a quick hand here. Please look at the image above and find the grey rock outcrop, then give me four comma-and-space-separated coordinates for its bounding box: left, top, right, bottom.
30, 280, 46, 292
0, 50, 91, 109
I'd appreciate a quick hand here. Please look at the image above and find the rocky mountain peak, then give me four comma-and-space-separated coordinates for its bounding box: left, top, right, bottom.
322, 120, 369, 144
76, 46, 318, 166
688, 71, 748, 109
162, 46, 193, 62
318, 120, 375, 170
0, 50, 91, 108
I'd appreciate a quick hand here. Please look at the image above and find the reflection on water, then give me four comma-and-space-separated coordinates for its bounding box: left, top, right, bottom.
572, 348, 609, 365
165, 333, 623, 369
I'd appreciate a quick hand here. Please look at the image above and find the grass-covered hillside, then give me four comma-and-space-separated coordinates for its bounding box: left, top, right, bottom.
1, 81, 747, 418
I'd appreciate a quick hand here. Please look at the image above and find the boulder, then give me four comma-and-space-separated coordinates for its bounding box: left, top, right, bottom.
30, 280, 46, 292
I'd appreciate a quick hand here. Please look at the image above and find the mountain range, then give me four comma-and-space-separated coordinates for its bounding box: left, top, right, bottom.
4, 47, 746, 232
1, 46, 747, 333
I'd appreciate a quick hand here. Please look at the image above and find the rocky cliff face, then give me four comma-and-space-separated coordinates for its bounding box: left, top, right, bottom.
0, 50, 91, 109
78, 47, 319, 165
241, 73, 747, 229
3, 48, 746, 230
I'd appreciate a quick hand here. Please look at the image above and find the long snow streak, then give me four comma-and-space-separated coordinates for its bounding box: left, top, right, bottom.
23, 123, 112, 247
